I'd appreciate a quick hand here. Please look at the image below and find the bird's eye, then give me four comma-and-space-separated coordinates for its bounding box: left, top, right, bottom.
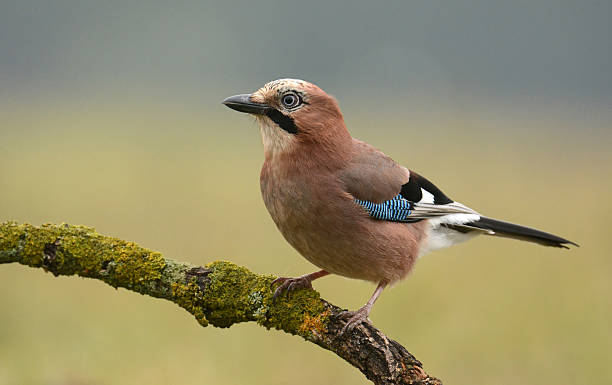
281, 92, 301, 108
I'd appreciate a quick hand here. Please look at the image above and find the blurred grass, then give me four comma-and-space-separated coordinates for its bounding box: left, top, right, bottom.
0, 102, 611, 385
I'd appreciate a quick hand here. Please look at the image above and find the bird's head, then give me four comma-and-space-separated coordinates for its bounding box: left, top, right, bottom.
223, 79, 350, 157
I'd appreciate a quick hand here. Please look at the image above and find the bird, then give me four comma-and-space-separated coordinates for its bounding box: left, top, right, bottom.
222, 79, 577, 333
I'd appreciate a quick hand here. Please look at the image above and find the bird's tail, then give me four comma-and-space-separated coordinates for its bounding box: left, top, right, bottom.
461, 216, 578, 249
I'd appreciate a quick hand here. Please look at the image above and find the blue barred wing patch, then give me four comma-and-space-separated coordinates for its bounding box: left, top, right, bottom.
355, 194, 414, 222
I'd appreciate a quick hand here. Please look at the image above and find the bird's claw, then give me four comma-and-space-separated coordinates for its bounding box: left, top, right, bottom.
271, 276, 313, 300
338, 308, 372, 336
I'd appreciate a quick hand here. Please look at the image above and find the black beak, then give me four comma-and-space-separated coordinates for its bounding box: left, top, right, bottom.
222, 94, 270, 115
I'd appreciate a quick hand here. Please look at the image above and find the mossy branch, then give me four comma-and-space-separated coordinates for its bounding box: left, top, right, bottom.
0, 222, 441, 385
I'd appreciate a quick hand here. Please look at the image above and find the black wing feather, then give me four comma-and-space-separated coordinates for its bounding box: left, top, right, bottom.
400, 171, 453, 204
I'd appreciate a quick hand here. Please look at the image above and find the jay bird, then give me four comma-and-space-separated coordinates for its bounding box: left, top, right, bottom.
222, 79, 577, 333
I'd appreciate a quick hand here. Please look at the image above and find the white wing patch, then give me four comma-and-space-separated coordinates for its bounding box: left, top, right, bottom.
419, 188, 435, 204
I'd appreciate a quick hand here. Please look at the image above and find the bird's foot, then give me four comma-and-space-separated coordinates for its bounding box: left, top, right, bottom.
271, 276, 314, 300
338, 306, 372, 335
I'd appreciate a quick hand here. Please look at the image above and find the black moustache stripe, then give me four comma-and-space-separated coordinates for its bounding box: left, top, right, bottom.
265, 108, 298, 134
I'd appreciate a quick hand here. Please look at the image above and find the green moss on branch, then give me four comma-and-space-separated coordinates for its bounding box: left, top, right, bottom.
0, 222, 169, 296
0, 222, 328, 337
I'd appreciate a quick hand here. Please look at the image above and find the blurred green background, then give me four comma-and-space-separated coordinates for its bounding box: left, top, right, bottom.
1, 1, 611, 384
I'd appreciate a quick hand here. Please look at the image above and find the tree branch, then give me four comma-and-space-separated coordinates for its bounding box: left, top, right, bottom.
0, 222, 441, 385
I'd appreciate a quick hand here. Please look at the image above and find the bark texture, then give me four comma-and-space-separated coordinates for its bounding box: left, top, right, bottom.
0, 222, 442, 385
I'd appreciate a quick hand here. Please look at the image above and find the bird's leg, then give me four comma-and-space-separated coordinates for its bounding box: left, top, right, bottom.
271, 270, 329, 300
340, 281, 387, 335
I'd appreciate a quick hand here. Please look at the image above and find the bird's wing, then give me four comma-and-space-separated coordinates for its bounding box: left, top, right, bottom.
338, 139, 410, 203
339, 141, 576, 247
339, 140, 480, 224
353, 193, 480, 223
344, 157, 576, 248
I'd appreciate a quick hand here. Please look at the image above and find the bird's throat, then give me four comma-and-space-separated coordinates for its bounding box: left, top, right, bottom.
257, 116, 298, 158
